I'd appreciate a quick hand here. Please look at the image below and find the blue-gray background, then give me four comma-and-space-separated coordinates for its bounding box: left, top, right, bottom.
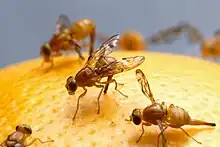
0, 0, 219, 68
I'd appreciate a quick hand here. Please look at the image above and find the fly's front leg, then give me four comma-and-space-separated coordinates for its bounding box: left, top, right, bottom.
40, 58, 54, 68
50, 59, 54, 68
94, 83, 105, 114
136, 122, 151, 143
73, 87, 87, 121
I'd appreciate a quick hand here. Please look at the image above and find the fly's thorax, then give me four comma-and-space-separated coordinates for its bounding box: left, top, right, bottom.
75, 67, 97, 86
166, 104, 191, 127
142, 103, 165, 125
7, 131, 24, 143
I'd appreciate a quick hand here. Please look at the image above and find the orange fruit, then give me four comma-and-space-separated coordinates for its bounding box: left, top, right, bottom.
119, 31, 146, 51
0, 51, 219, 147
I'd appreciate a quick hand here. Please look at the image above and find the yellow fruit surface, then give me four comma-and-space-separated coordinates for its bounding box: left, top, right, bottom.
0, 51, 220, 147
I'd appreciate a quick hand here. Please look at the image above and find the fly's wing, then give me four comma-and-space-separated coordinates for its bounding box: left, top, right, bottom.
85, 34, 120, 69
99, 56, 145, 77
135, 69, 155, 103
182, 23, 205, 44
56, 14, 72, 34
146, 22, 205, 45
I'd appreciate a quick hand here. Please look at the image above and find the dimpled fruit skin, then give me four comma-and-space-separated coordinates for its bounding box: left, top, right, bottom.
0, 51, 220, 147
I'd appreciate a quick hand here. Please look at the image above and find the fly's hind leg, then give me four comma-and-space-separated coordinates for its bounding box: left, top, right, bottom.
94, 84, 105, 114
98, 78, 127, 98
180, 127, 202, 144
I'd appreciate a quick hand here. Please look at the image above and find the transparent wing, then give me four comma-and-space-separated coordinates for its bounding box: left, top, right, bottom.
85, 34, 120, 68
182, 22, 205, 44
99, 56, 145, 77
146, 21, 205, 45
56, 14, 72, 34
135, 69, 155, 103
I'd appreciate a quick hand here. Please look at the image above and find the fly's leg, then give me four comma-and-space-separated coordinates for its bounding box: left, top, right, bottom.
50, 59, 54, 68
98, 78, 127, 97
157, 125, 168, 147
75, 45, 85, 60
88, 28, 96, 59
25, 138, 54, 146
103, 75, 113, 94
180, 127, 202, 144
40, 59, 54, 68
136, 122, 151, 143
94, 84, 105, 114
156, 120, 168, 147
72, 87, 87, 121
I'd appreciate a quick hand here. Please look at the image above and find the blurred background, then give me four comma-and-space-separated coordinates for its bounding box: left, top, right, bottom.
0, 0, 220, 68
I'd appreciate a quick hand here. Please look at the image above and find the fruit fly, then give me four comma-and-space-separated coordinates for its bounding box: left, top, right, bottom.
0, 124, 54, 147
56, 14, 96, 58
65, 34, 145, 121
125, 69, 216, 147
40, 14, 83, 67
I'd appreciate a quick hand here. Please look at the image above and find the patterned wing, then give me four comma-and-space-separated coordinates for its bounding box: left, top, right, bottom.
99, 56, 145, 77
56, 14, 72, 34
85, 34, 120, 69
135, 69, 155, 103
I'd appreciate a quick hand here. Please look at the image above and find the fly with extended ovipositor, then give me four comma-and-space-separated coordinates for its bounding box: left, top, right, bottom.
65, 34, 145, 121
125, 69, 216, 147
0, 124, 54, 147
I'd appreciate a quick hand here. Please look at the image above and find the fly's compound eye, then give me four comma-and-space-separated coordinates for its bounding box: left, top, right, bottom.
131, 108, 142, 125
66, 76, 77, 94
16, 124, 32, 134
40, 44, 51, 56
132, 114, 142, 125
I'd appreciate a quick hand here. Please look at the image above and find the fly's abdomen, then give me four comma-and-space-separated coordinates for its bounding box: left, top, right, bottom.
72, 19, 95, 40
166, 104, 191, 127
